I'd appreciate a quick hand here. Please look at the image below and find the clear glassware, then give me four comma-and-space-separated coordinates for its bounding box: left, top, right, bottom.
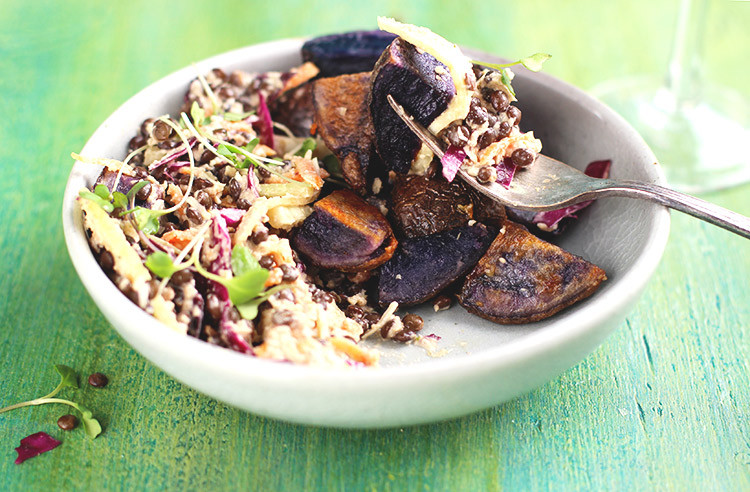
591, 0, 750, 193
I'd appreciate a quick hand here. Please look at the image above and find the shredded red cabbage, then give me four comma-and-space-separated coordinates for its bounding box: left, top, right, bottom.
255, 92, 275, 148
15, 432, 61, 464
532, 160, 611, 231
441, 145, 466, 182
440, 145, 466, 183
219, 208, 246, 226
247, 169, 260, 199
148, 137, 197, 171
495, 158, 517, 189
207, 216, 252, 353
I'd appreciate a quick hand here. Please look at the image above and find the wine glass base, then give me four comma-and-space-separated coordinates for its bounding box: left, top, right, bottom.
591, 76, 750, 193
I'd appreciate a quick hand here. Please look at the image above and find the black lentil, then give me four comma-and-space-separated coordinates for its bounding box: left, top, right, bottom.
88, 372, 109, 388
477, 166, 494, 184
259, 254, 275, 269
280, 264, 299, 282
57, 414, 77, 430
251, 228, 269, 244
511, 148, 535, 167
153, 120, 172, 141
402, 313, 424, 333
506, 105, 522, 124
489, 90, 510, 112
196, 190, 212, 209
272, 310, 294, 326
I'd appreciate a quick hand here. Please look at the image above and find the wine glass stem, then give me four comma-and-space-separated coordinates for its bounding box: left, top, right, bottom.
665, 0, 708, 106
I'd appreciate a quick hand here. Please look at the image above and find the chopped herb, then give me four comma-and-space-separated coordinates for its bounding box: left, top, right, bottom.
129, 207, 161, 235
145, 251, 182, 279
235, 284, 288, 320
190, 101, 205, 125
231, 245, 261, 276
499, 68, 516, 98
192, 245, 270, 310
0, 365, 102, 439
322, 154, 343, 179
294, 137, 317, 157
112, 191, 128, 210
78, 190, 114, 213
126, 180, 150, 201
472, 52, 551, 73
224, 110, 255, 121
93, 184, 111, 200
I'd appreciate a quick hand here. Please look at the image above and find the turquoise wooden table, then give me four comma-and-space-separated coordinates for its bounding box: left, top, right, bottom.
2, 1, 749, 489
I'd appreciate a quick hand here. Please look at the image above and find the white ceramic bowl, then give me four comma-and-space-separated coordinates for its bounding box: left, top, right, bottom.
62, 39, 670, 427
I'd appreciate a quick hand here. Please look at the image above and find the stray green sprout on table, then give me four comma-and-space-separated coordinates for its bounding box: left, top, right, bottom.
0, 365, 102, 439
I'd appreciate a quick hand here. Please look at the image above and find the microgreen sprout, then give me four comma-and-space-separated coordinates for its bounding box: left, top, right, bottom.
146, 240, 271, 320
116, 115, 197, 234
473, 53, 551, 73
294, 137, 317, 157
472, 53, 551, 98
224, 110, 255, 121
192, 244, 269, 306
193, 65, 221, 116
0, 365, 102, 439
144, 251, 186, 279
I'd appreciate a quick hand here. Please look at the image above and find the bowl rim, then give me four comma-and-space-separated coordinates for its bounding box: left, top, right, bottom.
62, 37, 671, 399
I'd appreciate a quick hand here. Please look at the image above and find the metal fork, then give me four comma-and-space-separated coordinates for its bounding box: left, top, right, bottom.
386, 94, 750, 239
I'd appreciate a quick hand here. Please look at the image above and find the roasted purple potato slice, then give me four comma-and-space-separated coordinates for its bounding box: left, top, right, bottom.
378, 223, 496, 306
459, 222, 607, 324
390, 175, 475, 238
301, 30, 397, 78
269, 83, 314, 137
293, 189, 397, 272
370, 37, 456, 173
312, 72, 383, 195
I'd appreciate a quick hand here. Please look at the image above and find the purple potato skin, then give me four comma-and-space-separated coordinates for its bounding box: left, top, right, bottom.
293, 190, 397, 272
370, 37, 456, 174
302, 30, 397, 78
378, 223, 496, 306
459, 222, 607, 323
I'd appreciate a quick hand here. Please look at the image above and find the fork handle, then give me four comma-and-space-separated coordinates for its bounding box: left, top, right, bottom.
600, 180, 750, 239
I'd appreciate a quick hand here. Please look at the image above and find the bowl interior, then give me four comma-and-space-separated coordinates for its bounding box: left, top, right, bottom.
63, 39, 670, 426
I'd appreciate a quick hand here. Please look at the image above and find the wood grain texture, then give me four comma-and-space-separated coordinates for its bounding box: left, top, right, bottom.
1, 0, 749, 490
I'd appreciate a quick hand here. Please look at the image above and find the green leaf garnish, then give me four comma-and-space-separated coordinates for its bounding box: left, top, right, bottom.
224, 110, 255, 121
128, 207, 161, 234
322, 154, 343, 179
217, 142, 260, 170
224, 268, 269, 306
192, 244, 270, 311
112, 191, 128, 210
54, 365, 79, 390
294, 138, 317, 157
190, 101, 205, 126
243, 138, 259, 153
231, 245, 260, 276
79, 190, 114, 213
235, 296, 266, 320
518, 53, 551, 72
145, 252, 181, 279
126, 181, 150, 201
93, 184, 111, 200
235, 284, 289, 320
76, 404, 102, 439
472, 53, 551, 73
0, 365, 103, 439
499, 68, 516, 98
